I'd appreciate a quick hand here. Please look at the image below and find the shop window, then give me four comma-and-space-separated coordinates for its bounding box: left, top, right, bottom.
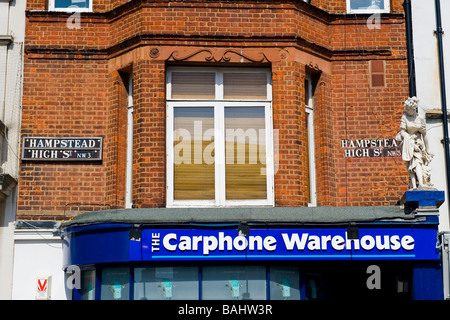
202, 265, 266, 300
346, 0, 390, 14
269, 266, 300, 300
100, 267, 130, 300
304, 273, 324, 300
166, 67, 274, 207
48, 0, 92, 12
80, 270, 96, 300
134, 267, 199, 300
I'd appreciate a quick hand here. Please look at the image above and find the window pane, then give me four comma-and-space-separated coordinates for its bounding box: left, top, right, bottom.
305, 78, 310, 107
54, 0, 89, 8
101, 267, 130, 300
174, 107, 215, 200
223, 73, 267, 100
349, 0, 385, 10
134, 267, 199, 300
171, 72, 215, 99
202, 265, 266, 300
304, 273, 324, 300
80, 270, 96, 300
270, 266, 300, 300
225, 107, 267, 200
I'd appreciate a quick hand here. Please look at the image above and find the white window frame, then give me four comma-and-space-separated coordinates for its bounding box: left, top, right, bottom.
48, 0, 92, 12
346, 0, 390, 14
166, 67, 274, 208
305, 75, 317, 207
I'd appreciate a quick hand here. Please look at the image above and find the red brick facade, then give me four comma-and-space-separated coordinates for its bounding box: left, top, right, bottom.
19, 0, 410, 220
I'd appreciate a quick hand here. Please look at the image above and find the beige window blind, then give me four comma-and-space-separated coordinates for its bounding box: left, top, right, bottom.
173, 107, 215, 200
223, 73, 267, 100
225, 107, 267, 200
171, 72, 216, 99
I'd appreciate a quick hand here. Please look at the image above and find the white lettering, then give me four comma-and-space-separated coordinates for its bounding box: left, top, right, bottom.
390, 235, 401, 250
307, 235, 321, 251
178, 236, 191, 251
263, 236, 277, 251
219, 232, 233, 251
192, 236, 203, 251
375, 235, 390, 250
331, 235, 345, 251
203, 236, 218, 255
321, 235, 331, 250
282, 233, 308, 250
163, 233, 177, 251
29, 139, 37, 148
346, 233, 360, 251
151, 233, 160, 252
361, 235, 376, 250
62, 150, 71, 158
222, 304, 273, 315
160, 232, 415, 256
249, 236, 263, 251
401, 235, 415, 250
233, 236, 248, 251
344, 149, 353, 158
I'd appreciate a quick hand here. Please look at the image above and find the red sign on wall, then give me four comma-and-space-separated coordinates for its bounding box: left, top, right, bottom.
36, 276, 51, 300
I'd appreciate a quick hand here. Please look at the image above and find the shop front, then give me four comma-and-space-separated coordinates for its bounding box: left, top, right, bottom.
60, 205, 444, 300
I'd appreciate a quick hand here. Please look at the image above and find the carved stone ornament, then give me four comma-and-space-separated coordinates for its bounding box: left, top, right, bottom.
395, 97, 436, 190
166, 49, 270, 63
149, 47, 160, 59
307, 62, 320, 71
278, 48, 289, 61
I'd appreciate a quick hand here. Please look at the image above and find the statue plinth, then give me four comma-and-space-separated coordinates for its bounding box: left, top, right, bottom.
400, 189, 445, 214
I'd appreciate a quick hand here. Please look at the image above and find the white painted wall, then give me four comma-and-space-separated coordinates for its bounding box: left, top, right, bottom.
0, 190, 16, 299
0, 0, 25, 300
12, 229, 69, 300
411, 0, 450, 232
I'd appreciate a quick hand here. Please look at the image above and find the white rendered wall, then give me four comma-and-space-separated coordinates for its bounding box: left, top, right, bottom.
0, 0, 25, 300
12, 229, 69, 300
411, 0, 450, 231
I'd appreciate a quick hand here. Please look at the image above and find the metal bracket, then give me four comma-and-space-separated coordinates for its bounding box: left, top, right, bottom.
435, 27, 445, 35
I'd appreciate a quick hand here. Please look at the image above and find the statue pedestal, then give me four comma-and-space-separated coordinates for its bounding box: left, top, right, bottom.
400, 189, 445, 214
400, 188, 445, 215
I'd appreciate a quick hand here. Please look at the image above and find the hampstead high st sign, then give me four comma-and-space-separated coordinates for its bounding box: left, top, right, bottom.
22, 137, 103, 161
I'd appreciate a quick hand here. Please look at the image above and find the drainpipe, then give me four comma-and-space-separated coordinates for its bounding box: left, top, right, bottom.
434, 0, 450, 220
404, 0, 416, 97
125, 74, 134, 209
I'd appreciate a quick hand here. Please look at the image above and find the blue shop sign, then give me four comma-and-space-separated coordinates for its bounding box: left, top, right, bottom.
132, 227, 439, 261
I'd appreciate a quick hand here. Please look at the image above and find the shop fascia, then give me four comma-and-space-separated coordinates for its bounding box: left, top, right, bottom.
157, 230, 415, 255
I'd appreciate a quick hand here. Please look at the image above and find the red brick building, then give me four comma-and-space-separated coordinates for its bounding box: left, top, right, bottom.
20, 0, 409, 220
18, 0, 444, 301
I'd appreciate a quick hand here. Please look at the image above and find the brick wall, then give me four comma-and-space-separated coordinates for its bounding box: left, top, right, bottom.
19, 0, 410, 219
20, 59, 111, 218
272, 61, 308, 206
331, 59, 409, 207
132, 59, 166, 208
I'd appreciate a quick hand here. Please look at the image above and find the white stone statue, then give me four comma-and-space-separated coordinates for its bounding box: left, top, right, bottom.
396, 97, 434, 189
